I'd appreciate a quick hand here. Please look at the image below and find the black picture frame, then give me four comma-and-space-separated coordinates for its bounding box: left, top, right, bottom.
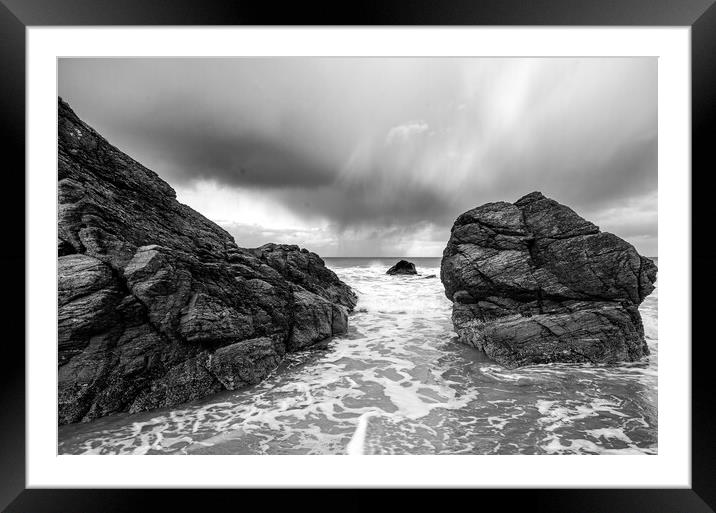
3, 1, 714, 511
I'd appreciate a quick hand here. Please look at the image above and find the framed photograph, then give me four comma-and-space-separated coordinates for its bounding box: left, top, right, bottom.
4, 0, 714, 511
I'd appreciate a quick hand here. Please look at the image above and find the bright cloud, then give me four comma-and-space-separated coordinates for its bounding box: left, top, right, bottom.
385, 121, 430, 145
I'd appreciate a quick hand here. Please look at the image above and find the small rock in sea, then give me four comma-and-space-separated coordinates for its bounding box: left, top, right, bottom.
440, 191, 657, 368
421, 274, 437, 279
386, 259, 418, 275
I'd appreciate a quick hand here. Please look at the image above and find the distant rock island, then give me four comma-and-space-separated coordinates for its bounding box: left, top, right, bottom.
386, 260, 417, 275
440, 191, 657, 368
57, 98, 357, 424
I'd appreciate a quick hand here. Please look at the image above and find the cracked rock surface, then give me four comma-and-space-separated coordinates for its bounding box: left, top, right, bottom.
440, 191, 657, 368
57, 98, 357, 424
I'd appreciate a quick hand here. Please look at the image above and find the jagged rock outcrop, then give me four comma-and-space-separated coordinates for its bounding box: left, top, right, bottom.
386, 260, 417, 275
440, 192, 657, 368
57, 98, 357, 424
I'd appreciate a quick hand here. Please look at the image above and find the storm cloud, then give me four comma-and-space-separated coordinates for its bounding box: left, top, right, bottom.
58, 57, 657, 256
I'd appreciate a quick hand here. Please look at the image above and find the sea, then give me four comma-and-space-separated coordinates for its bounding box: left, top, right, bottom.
58, 257, 658, 455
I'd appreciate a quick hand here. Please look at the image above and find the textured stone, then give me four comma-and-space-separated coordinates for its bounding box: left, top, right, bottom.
441, 191, 657, 368
288, 289, 335, 351
386, 259, 417, 275
208, 337, 283, 390
57, 98, 357, 424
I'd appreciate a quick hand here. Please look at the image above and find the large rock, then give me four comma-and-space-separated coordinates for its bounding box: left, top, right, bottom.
440, 191, 657, 368
57, 98, 357, 424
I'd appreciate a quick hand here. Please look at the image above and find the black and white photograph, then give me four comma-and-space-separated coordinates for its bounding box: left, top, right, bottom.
56, 56, 658, 456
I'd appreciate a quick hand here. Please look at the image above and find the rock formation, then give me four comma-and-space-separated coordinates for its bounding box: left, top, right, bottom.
57, 98, 357, 424
386, 260, 417, 275
440, 192, 657, 368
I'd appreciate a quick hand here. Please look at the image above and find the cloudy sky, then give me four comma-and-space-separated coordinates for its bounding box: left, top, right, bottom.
58, 58, 657, 257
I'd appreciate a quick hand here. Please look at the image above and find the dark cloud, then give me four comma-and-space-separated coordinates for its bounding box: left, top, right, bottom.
471, 133, 658, 214
121, 125, 338, 188
277, 179, 453, 230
